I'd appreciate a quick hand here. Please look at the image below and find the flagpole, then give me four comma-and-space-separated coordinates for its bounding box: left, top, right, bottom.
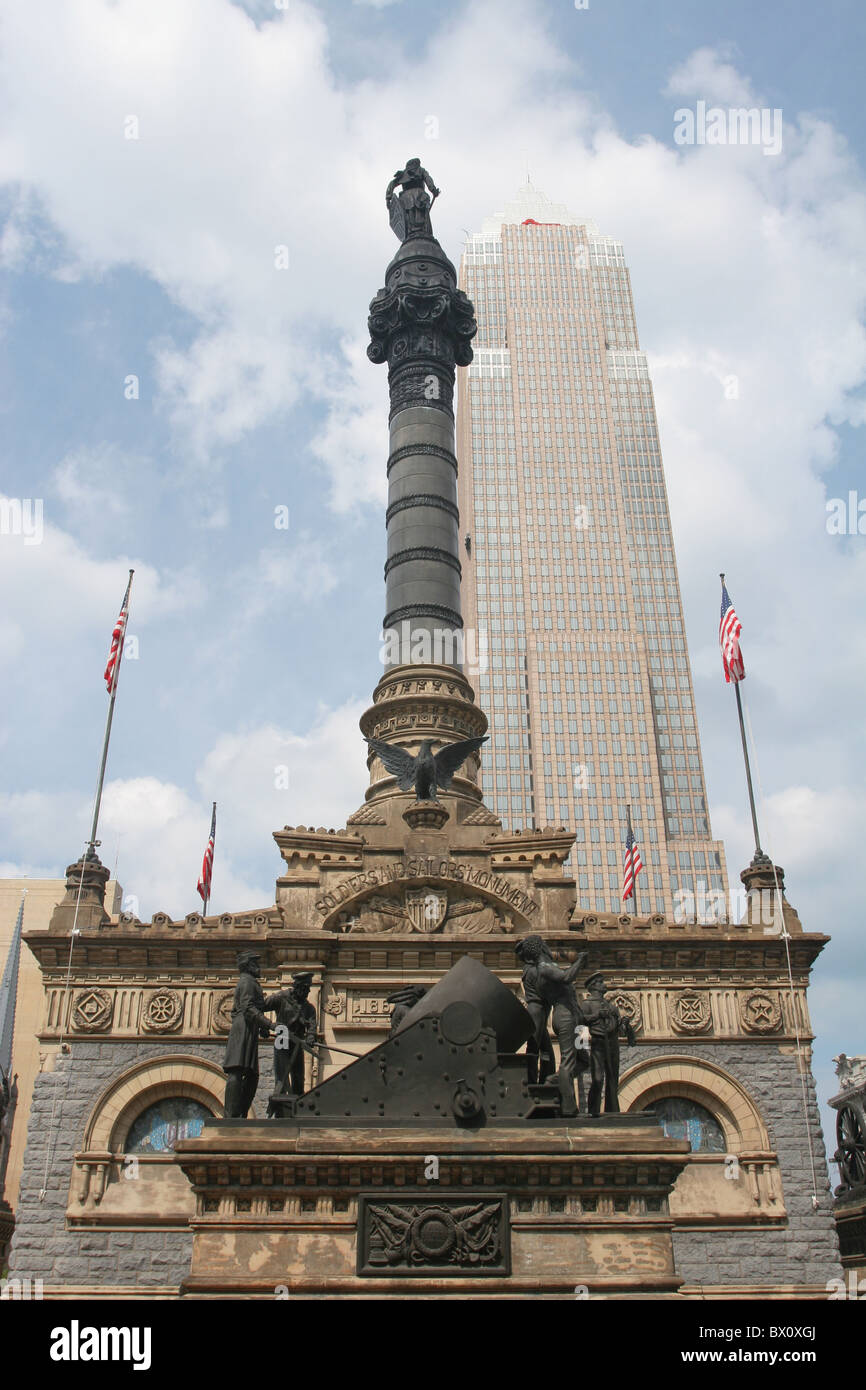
87, 569, 133, 857
720, 574, 762, 857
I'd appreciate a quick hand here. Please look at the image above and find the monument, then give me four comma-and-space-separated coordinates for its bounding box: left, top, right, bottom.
6, 164, 841, 1300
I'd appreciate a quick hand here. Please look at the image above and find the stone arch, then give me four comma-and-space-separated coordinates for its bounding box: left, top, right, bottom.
82, 1054, 229, 1154
618, 1054, 771, 1151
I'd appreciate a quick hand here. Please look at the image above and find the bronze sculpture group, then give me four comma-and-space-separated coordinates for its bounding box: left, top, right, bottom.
222, 954, 319, 1118
514, 936, 635, 1117
223, 945, 633, 1120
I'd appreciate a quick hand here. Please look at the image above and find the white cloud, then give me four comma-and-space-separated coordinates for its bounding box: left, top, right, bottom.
196, 700, 368, 858
53, 446, 131, 521
254, 537, 339, 604
0, 699, 368, 920
664, 45, 755, 106
0, 502, 203, 652
308, 337, 389, 514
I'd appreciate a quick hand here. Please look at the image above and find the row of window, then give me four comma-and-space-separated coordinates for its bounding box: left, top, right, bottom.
125, 1095, 724, 1156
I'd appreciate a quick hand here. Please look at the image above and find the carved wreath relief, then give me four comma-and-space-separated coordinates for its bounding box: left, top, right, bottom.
669, 989, 712, 1034
358, 1196, 508, 1276
607, 990, 642, 1035
71, 988, 114, 1033
142, 988, 184, 1033
212, 991, 236, 1035
739, 990, 782, 1033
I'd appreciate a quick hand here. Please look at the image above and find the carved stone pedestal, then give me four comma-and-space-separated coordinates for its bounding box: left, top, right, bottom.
176, 1117, 689, 1298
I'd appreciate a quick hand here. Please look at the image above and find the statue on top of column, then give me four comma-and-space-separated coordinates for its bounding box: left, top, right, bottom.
386, 158, 440, 241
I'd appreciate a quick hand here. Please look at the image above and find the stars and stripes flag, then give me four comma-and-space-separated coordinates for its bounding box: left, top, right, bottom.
719, 580, 745, 684
197, 803, 216, 906
622, 822, 643, 903
103, 571, 133, 695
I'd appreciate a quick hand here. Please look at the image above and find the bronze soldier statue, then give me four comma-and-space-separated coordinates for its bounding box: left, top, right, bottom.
514, 937, 587, 1116
514, 942, 556, 1085
222, 950, 273, 1118
265, 971, 318, 1114
581, 972, 636, 1116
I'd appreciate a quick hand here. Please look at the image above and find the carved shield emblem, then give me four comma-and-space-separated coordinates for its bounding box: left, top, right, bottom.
405, 888, 448, 934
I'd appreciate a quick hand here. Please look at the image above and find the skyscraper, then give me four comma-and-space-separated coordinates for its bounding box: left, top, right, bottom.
457, 183, 728, 919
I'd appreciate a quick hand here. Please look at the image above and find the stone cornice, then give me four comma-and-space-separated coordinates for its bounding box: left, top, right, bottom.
23, 927, 829, 1001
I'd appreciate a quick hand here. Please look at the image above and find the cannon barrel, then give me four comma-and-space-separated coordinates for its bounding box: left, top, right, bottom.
394, 954, 534, 1053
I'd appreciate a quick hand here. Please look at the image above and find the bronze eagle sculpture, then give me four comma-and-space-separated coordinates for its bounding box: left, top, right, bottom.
365, 735, 488, 801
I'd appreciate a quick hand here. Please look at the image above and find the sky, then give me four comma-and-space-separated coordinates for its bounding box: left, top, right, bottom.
1, 0, 864, 1167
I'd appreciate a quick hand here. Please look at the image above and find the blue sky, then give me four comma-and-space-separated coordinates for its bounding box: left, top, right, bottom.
1, 0, 864, 1166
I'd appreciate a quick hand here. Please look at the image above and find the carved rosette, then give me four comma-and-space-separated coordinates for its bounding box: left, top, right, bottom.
71, 988, 114, 1033
608, 990, 642, 1035
740, 990, 782, 1034
669, 989, 712, 1035
212, 991, 236, 1035
142, 988, 184, 1033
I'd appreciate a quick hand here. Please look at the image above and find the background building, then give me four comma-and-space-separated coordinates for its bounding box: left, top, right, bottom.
457, 183, 728, 919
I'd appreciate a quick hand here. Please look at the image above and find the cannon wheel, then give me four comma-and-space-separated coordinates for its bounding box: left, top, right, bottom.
835, 1105, 866, 1188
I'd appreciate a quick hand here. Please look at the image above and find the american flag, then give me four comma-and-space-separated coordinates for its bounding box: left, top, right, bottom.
103, 572, 133, 695
197, 803, 216, 906
622, 823, 643, 903
719, 580, 745, 684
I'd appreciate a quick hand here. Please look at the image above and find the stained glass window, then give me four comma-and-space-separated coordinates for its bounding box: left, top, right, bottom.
126, 1097, 213, 1153
641, 1096, 726, 1153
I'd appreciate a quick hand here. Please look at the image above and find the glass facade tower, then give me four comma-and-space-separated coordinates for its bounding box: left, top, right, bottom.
456, 183, 728, 917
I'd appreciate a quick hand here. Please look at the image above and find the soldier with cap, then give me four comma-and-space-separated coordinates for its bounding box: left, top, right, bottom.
514, 936, 587, 1116
265, 972, 318, 1112
580, 971, 636, 1116
222, 950, 273, 1118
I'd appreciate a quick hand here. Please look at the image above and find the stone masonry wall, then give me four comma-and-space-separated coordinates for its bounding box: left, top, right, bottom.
631, 1041, 842, 1291
8, 1041, 275, 1292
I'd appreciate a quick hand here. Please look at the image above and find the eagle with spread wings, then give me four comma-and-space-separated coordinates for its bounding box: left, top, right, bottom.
365, 735, 488, 802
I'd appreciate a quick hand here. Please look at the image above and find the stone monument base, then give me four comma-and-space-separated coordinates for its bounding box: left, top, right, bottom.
176, 1116, 689, 1298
